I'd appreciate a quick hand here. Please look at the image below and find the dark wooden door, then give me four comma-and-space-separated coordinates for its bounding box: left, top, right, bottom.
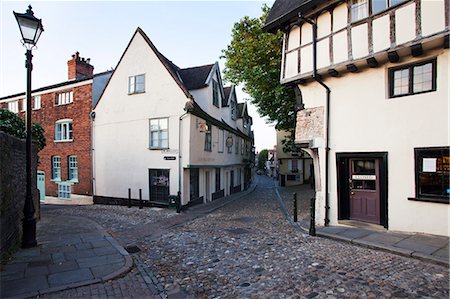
149, 169, 170, 204
349, 159, 380, 224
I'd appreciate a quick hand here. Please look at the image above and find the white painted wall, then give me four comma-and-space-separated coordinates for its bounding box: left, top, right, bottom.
395, 3, 416, 46
93, 31, 189, 201
298, 49, 450, 236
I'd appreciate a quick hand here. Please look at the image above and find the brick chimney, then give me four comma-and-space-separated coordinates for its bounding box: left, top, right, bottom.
67, 51, 94, 80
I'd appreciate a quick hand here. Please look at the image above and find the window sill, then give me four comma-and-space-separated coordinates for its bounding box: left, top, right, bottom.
148, 147, 169, 150
54, 102, 73, 107
68, 179, 78, 184
408, 197, 449, 204
54, 139, 73, 143
128, 91, 145, 95
51, 179, 61, 182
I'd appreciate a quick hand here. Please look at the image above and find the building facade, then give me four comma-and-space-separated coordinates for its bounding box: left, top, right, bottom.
276, 130, 313, 186
93, 28, 254, 207
265, 0, 449, 236
0, 52, 111, 203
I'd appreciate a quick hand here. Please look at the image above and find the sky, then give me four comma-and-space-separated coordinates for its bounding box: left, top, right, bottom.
0, 1, 277, 151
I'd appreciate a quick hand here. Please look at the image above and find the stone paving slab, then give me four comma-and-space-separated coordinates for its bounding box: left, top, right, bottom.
0, 215, 132, 299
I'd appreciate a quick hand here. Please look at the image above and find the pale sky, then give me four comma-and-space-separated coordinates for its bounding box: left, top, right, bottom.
0, 1, 277, 151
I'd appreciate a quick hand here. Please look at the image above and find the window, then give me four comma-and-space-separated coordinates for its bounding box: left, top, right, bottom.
33, 95, 41, 110
235, 137, 239, 154
230, 99, 237, 121
351, 0, 368, 22
149, 169, 170, 203
215, 168, 221, 191
371, 0, 407, 14
55, 119, 73, 142
241, 139, 245, 155
412, 147, 449, 203
8, 101, 18, 113
218, 129, 224, 153
150, 118, 168, 149
58, 182, 71, 199
129, 74, 145, 94
52, 156, 61, 180
55, 91, 73, 106
68, 155, 78, 181
204, 123, 212, 152
227, 135, 233, 154
21, 99, 27, 112
389, 60, 436, 98
288, 159, 299, 173
212, 79, 219, 107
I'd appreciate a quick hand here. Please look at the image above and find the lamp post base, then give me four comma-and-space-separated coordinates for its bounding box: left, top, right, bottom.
22, 217, 37, 248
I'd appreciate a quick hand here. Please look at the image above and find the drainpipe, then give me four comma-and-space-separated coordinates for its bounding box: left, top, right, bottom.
90, 111, 96, 198
299, 13, 331, 226
178, 111, 189, 200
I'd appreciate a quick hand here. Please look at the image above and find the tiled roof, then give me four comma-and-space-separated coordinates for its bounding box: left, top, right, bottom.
178, 64, 214, 90
264, 0, 328, 33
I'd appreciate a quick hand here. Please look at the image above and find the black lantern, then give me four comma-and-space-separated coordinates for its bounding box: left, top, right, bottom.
14, 5, 44, 47
14, 5, 44, 248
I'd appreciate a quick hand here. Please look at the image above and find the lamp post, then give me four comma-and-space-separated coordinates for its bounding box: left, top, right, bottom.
14, 5, 44, 248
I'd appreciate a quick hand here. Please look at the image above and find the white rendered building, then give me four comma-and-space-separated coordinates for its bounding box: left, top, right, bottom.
265, 0, 449, 236
93, 28, 254, 207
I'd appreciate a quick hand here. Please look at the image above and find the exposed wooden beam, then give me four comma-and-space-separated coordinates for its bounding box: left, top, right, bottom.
444, 35, 449, 49
366, 57, 378, 68
346, 64, 358, 73
388, 51, 400, 63
410, 43, 423, 57
327, 68, 339, 77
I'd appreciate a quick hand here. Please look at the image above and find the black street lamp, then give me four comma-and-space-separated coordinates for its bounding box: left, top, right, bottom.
14, 5, 44, 248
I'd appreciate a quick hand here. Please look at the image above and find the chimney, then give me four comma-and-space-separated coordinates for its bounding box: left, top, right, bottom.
67, 51, 94, 80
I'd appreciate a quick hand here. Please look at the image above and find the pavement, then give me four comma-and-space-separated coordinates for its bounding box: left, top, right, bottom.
0, 214, 132, 298
274, 178, 449, 266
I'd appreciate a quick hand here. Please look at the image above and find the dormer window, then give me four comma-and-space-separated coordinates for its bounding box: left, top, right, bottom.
230, 100, 237, 121
129, 74, 145, 94
212, 79, 219, 107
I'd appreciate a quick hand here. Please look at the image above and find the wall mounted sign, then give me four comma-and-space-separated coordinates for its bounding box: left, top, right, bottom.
352, 175, 376, 180
164, 156, 176, 160
161, 149, 179, 154
226, 136, 233, 148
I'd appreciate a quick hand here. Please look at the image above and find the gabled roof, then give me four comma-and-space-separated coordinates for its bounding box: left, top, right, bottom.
178, 64, 214, 90
223, 86, 233, 107
263, 0, 328, 33
237, 103, 245, 117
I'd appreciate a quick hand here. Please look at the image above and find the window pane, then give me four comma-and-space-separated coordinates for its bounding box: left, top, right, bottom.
151, 132, 159, 147
390, 0, 406, 6
351, 0, 368, 22
413, 63, 433, 93
372, 0, 387, 14
392, 68, 409, 95
159, 119, 168, 130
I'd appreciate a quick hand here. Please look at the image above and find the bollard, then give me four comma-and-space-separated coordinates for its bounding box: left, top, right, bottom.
128, 188, 131, 208
293, 192, 298, 223
309, 196, 316, 236
139, 189, 143, 209
176, 191, 181, 214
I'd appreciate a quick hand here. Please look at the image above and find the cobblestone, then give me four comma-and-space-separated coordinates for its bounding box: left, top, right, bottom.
41, 176, 448, 298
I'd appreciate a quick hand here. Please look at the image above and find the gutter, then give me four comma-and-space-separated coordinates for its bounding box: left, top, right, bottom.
299, 13, 331, 226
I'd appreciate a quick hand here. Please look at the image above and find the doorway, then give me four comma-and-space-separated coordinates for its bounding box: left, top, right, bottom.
336, 153, 388, 228
205, 171, 210, 201
37, 171, 45, 202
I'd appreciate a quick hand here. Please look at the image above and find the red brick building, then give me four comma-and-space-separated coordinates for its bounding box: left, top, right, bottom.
0, 52, 111, 202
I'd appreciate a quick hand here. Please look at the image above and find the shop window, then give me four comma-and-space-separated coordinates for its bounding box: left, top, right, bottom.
412, 147, 449, 204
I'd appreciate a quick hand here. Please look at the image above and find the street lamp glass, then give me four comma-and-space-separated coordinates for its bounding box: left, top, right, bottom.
14, 5, 44, 46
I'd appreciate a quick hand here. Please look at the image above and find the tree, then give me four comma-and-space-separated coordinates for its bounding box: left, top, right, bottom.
0, 108, 46, 152
258, 149, 268, 170
222, 4, 297, 133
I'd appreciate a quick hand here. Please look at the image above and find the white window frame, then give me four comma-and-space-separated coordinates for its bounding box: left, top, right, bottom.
55, 91, 73, 106
21, 98, 27, 112
33, 95, 41, 110
149, 118, 168, 149
129, 74, 145, 94
68, 155, 78, 182
8, 101, 19, 113
218, 129, 224, 153
52, 156, 61, 181
351, 0, 368, 22
55, 119, 73, 142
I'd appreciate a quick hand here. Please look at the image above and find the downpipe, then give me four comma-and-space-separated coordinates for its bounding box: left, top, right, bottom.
299, 14, 331, 226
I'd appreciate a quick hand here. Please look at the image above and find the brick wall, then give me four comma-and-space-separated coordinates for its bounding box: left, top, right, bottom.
0, 132, 39, 254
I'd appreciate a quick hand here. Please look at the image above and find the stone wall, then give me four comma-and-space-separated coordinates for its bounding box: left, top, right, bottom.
0, 131, 39, 254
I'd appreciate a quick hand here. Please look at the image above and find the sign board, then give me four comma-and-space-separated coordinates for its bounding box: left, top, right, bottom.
423, 158, 436, 172
164, 156, 176, 161
352, 175, 376, 180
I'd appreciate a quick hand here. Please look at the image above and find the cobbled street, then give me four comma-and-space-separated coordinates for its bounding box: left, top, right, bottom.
42, 176, 449, 298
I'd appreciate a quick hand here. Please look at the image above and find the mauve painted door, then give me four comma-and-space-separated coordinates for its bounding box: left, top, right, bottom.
349, 159, 380, 224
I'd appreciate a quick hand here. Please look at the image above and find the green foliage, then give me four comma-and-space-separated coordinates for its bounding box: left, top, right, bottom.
0, 108, 46, 152
222, 4, 297, 131
258, 149, 268, 170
